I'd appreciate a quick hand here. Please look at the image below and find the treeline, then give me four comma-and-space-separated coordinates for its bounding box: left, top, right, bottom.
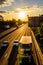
31, 20, 43, 44
30, 17, 43, 53
0, 18, 24, 32
0, 18, 24, 28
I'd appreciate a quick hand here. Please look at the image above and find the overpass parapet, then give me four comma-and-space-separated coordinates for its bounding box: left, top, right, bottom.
30, 29, 43, 65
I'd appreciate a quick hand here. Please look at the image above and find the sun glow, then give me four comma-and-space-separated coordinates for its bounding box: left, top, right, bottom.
18, 11, 26, 19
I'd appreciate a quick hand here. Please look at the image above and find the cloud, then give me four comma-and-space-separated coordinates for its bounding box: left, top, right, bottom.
0, 11, 6, 13
0, 5, 43, 18
0, 0, 14, 7
14, 5, 43, 16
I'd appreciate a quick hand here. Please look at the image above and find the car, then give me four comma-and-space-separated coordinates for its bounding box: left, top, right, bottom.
1, 41, 9, 46
0, 41, 9, 59
5, 25, 10, 29
8, 40, 18, 65
13, 40, 19, 46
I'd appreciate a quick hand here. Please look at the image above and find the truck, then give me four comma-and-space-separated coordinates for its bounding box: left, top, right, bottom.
18, 36, 32, 64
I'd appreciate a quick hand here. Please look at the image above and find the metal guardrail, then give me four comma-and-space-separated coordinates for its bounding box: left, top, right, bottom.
31, 30, 43, 65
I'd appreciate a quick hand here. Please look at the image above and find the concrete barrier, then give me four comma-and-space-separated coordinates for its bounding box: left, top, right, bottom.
31, 30, 43, 65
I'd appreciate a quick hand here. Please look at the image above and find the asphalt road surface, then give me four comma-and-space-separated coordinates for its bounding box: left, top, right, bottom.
0, 24, 36, 65
0, 24, 30, 65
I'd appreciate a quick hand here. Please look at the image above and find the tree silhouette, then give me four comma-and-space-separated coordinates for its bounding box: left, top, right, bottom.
0, 15, 4, 21
18, 19, 22, 25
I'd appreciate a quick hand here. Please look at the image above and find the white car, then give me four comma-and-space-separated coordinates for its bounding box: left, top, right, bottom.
13, 40, 19, 46
0, 41, 9, 59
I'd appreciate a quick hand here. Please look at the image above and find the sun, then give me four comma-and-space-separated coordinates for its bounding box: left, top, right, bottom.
18, 11, 26, 19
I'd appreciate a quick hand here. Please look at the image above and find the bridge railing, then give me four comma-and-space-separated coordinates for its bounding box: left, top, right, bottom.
30, 29, 43, 65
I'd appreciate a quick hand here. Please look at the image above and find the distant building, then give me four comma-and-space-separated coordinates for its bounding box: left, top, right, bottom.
28, 16, 40, 27
39, 15, 43, 22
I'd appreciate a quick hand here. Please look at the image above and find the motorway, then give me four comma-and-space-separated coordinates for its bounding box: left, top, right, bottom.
0, 24, 43, 65
0, 24, 33, 65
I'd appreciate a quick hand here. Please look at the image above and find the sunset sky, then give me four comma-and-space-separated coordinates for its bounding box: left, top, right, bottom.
0, 0, 43, 21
